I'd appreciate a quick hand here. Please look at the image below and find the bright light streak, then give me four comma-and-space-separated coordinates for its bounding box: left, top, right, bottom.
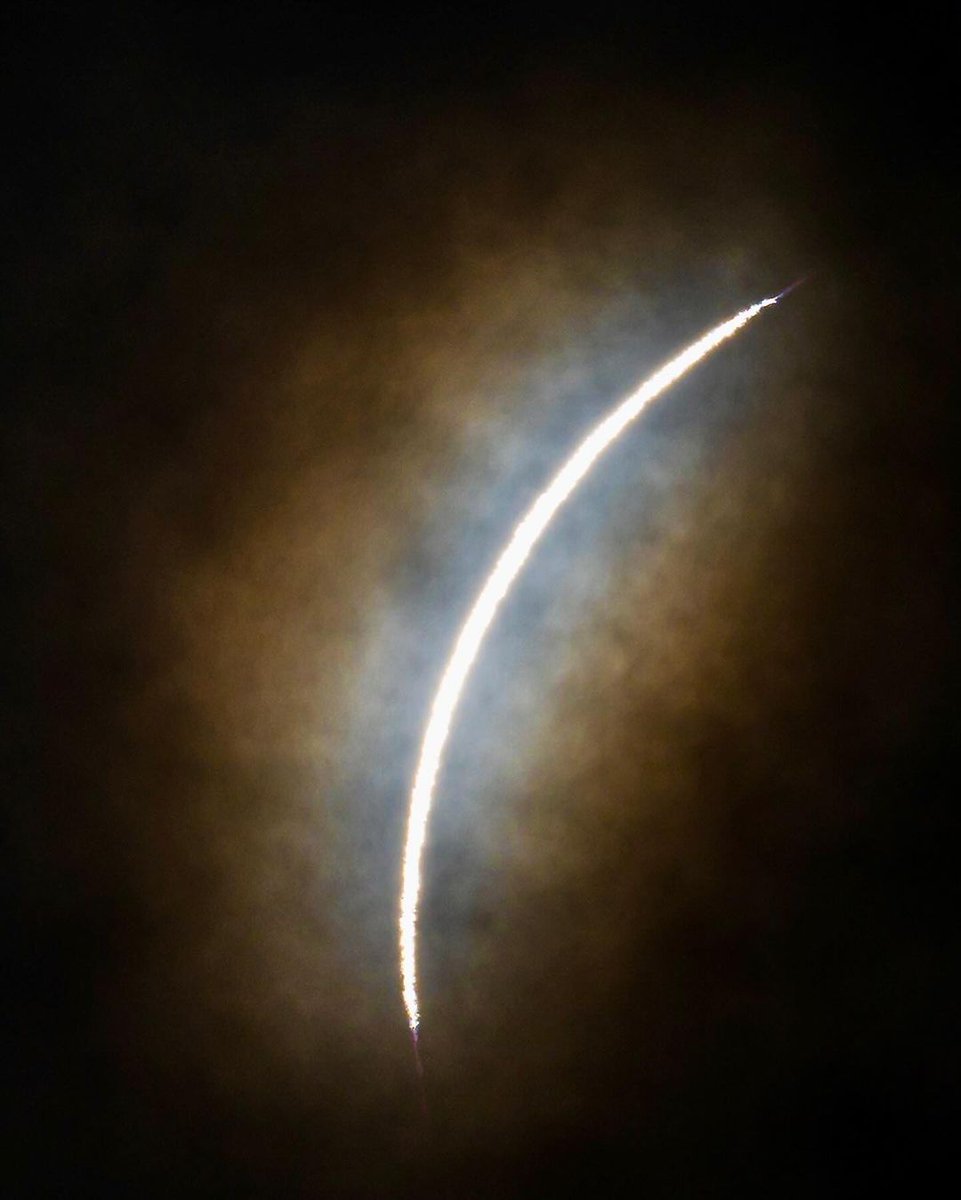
400, 293, 782, 1033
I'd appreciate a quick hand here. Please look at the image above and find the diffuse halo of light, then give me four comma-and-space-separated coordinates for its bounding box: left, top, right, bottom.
400, 293, 782, 1034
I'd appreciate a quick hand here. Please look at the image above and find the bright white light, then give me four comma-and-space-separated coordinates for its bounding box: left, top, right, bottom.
400, 294, 780, 1032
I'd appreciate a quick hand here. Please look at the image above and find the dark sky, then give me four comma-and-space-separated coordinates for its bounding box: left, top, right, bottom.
4, 6, 959, 1196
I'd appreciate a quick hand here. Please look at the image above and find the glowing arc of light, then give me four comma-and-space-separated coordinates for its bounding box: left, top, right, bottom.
400, 293, 781, 1033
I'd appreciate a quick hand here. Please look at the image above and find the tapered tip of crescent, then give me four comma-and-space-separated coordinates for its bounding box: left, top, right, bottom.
772, 273, 811, 302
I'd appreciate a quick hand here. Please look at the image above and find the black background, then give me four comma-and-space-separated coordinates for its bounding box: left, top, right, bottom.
4, 5, 959, 1196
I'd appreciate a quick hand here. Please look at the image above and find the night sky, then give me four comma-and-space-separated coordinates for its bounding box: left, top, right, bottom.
5, 6, 959, 1196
